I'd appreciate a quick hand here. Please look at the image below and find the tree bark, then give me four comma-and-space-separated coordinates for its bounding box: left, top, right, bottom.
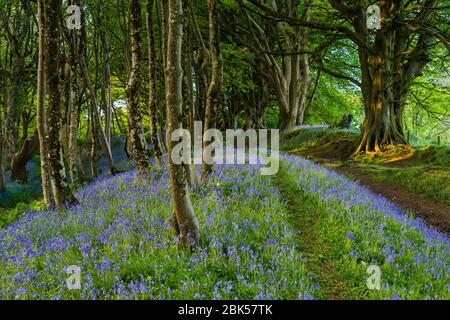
188, 0, 209, 126
0, 104, 5, 192
67, 14, 88, 184
126, 0, 151, 175
79, 7, 118, 175
202, 0, 223, 179
44, 0, 77, 209
36, 0, 53, 207
238, 0, 311, 130
146, 0, 163, 167
100, 29, 113, 146
166, 0, 199, 246
10, 132, 39, 183
353, 0, 435, 154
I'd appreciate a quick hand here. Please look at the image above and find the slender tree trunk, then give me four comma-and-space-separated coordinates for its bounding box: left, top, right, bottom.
201, 0, 223, 179
188, 0, 208, 125
166, 0, 199, 246
36, 0, 53, 207
44, 0, 77, 209
68, 20, 87, 184
0, 106, 5, 192
100, 30, 112, 146
4, 93, 15, 166
126, 0, 151, 175
146, 0, 163, 167
79, 7, 118, 175
182, 0, 198, 185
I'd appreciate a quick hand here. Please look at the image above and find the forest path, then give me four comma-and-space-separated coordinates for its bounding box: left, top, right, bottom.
274, 163, 355, 300
303, 156, 450, 236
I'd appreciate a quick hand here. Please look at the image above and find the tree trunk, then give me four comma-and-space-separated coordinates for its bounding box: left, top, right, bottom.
188, 0, 209, 125
100, 30, 112, 146
238, 0, 312, 130
36, 0, 53, 207
182, 0, 199, 185
166, 0, 199, 246
353, 0, 433, 154
79, 7, 118, 175
10, 132, 39, 183
0, 105, 5, 192
126, 0, 151, 175
202, 0, 223, 180
44, 0, 77, 209
68, 18, 88, 184
146, 0, 163, 167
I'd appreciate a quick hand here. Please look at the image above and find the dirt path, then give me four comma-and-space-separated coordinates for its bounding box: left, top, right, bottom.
311, 157, 450, 236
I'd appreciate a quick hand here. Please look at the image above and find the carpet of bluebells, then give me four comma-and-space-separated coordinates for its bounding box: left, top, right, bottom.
0, 153, 448, 300
282, 154, 449, 300
0, 163, 317, 300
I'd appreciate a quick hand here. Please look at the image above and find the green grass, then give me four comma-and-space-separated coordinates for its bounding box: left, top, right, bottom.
0, 200, 46, 228
278, 156, 449, 300
281, 127, 450, 205
0, 167, 319, 300
275, 164, 356, 300
281, 127, 359, 154
349, 164, 450, 205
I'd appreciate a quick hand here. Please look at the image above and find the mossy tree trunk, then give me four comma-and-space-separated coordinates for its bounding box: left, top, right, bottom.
126, 0, 151, 175
44, 0, 77, 209
146, 0, 163, 167
353, 0, 436, 154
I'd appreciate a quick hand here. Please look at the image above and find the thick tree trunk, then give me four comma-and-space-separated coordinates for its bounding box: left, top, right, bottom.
353, 0, 433, 154
166, 0, 199, 246
44, 0, 77, 209
146, 0, 163, 167
202, 0, 223, 179
126, 0, 151, 175
350, 0, 439, 155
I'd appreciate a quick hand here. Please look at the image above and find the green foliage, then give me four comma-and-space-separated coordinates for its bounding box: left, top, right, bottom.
281, 127, 359, 152
0, 199, 46, 228
357, 165, 450, 205
278, 159, 449, 299
305, 74, 364, 127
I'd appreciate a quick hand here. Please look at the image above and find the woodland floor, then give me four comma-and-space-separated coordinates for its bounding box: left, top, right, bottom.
292, 151, 450, 237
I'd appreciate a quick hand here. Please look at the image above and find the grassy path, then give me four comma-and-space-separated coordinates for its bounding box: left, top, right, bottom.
274, 161, 354, 300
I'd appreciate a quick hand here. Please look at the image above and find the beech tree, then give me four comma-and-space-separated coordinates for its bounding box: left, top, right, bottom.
36, 0, 53, 207
43, 0, 77, 208
202, 0, 223, 179
237, 0, 313, 129
0, 100, 5, 192
126, 0, 151, 174
0, 0, 39, 183
77, 4, 118, 176
247, 0, 449, 152
146, 0, 163, 167
166, 0, 200, 245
